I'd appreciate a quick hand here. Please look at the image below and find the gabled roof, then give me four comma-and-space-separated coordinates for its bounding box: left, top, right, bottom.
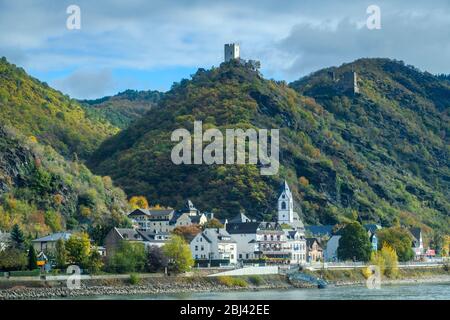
364, 224, 382, 234
306, 237, 322, 249
409, 227, 422, 242
305, 225, 334, 237
138, 231, 171, 242
279, 180, 292, 198
114, 228, 144, 241
202, 228, 235, 243
32, 232, 72, 243
128, 208, 174, 218
226, 221, 282, 234
226, 222, 261, 234
229, 212, 251, 223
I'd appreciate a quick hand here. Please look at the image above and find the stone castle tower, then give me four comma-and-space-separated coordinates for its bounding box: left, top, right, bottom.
278, 180, 294, 223
340, 71, 360, 94
224, 43, 240, 62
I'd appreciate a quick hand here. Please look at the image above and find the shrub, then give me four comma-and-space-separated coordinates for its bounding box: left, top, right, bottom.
129, 273, 141, 285
248, 275, 263, 286
107, 241, 146, 274
217, 276, 248, 287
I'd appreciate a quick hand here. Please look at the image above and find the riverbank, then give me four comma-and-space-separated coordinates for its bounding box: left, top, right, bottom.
0, 267, 449, 300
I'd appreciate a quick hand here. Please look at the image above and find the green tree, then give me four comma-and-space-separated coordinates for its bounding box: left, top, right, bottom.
337, 222, 372, 262
0, 247, 27, 271
10, 224, 25, 249
55, 238, 67, 269
87, 249, 104, 274
65, 232, 91, 267
27, 244, 37, 270
377, 227, 414, 262
163, 235, 194, 273
107, 241, 146, 273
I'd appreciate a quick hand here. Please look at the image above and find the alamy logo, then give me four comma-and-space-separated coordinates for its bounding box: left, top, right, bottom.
66, 265, 81, 290
366, 265, 381, 289
66, 5, 81, 30
171, 121, 279, 175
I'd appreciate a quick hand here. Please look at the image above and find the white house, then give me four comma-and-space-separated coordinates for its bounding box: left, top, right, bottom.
128, 200, 207, 234
284, 229, 307, 265
190, 228, 237, 265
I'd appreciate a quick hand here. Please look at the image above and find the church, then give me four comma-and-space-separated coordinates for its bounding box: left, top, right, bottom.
277, 180, 305, 232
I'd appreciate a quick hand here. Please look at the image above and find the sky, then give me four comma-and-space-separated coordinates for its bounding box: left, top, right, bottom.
1, 0, 449, 99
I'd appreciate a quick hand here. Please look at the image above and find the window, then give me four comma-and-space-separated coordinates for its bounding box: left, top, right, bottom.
201, 245, 204, 251
195, 246, 198, 251
239, 254, 242, 259
281, 201, 286, 210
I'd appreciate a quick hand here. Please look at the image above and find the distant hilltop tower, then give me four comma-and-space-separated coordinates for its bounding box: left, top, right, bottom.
339, 71, 360, 94
224, 43, 240, 62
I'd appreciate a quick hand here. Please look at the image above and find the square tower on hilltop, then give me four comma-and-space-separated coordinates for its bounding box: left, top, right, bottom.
224, 43, 240, 62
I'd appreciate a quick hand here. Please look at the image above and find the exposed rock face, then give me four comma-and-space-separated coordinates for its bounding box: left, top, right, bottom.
0, 127, 34, 193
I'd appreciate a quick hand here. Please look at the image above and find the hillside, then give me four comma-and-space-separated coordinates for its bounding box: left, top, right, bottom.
80, 89, 163, 129
0, 125, 130, 239
89, 59, 449, 234
0, 57, 119, 159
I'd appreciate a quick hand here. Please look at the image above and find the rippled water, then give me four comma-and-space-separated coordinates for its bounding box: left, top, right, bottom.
82, 282, 450, 300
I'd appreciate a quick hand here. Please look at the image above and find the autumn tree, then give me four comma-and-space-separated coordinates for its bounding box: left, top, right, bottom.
172, 225, 202, 243
65, 232, 91, 267
377, 227, 414, 262
163, 235, 194, 273
203, 218, 224, 229
129, 196, 149, 210
380, 243, 399, 278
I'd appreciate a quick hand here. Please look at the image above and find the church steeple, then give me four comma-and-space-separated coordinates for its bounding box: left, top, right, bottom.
278, 180, 294, 223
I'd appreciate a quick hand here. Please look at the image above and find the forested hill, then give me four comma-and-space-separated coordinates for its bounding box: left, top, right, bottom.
0, 57, 119, 159
89, 59, 449, 234
80, 89, 163, 129
0, 125, 130, 238
0, 57, 130, 239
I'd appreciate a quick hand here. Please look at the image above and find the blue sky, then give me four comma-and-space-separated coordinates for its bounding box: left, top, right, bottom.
1, 0, 449, 99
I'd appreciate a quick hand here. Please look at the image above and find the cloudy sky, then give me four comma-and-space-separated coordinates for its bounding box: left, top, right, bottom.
1, 0, 449, 99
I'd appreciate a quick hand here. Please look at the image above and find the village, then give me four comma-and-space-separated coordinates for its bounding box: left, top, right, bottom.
1, 180, 440, 278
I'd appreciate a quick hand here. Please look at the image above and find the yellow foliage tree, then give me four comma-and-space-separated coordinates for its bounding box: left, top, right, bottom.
129, 196, 149, 210
298, 176, 309, 187
442, 235, 450, 257
368, 250, 385, 277
380, 243, 399, 278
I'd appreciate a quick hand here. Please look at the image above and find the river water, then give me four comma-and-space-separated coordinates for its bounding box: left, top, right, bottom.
84, 282, 450, 300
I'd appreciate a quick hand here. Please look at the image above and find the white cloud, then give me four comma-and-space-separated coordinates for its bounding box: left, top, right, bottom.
1, 0, 449, 97
52, 68, 116, 99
